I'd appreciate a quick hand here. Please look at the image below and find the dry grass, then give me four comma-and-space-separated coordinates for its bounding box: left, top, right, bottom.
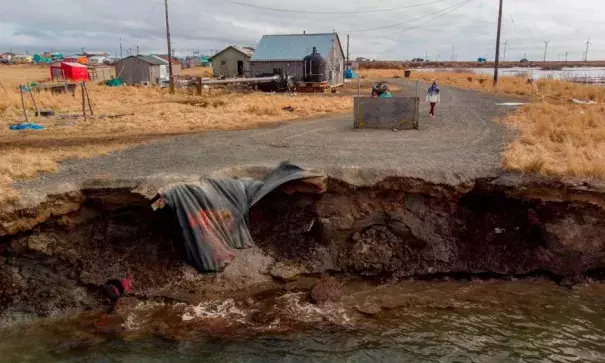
0, 64, 352, 204
359, 68, 605, 181
181, 66, 213, 78
504, 103, 605, 178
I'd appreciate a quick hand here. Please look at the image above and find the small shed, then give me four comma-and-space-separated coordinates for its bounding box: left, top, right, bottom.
0, 53, 14, 62
88, 56, 108, 65
114, 55, 170, 85
50, 62, 89, 81
88, 66, 114, 82
153, 55, 182, 75
210, 46, 254, 77
250, 33, 345, 86
12, 54, 33, 63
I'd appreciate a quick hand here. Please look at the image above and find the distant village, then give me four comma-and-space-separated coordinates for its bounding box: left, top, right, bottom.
0, 32, 354, 90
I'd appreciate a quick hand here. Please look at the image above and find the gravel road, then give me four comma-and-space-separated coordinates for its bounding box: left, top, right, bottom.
17, 80, 524, 192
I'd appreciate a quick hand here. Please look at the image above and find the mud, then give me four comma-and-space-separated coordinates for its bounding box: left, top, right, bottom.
1, 175, 605, 327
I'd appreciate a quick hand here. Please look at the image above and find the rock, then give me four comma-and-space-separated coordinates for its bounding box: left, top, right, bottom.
111, 297, 140, 318
25, 234, 56, 254
310, 277, 342, 305
269, 261, 307, 282
355, 303, 382, 316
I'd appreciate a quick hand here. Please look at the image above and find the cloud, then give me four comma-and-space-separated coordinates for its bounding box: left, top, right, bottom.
0, 0, 602, 61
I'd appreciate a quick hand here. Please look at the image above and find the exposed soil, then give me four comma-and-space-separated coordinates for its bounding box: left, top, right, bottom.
1, 176, 605, 327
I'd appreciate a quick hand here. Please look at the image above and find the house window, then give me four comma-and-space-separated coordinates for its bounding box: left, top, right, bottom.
220, 60, 227, 67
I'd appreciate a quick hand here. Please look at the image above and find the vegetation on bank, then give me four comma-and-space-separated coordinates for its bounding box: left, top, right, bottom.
358, 68, 605, 180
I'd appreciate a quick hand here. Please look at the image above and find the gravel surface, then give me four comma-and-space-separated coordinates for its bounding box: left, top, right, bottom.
17, 80, 524, 192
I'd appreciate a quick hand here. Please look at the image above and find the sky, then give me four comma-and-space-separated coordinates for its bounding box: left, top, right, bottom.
0, 0, 602, 61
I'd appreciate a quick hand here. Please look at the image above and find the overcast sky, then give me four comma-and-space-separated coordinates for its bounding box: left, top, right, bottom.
0, 0, 602, 61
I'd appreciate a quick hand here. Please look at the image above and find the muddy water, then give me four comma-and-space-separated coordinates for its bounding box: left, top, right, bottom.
2, 279, 605, 362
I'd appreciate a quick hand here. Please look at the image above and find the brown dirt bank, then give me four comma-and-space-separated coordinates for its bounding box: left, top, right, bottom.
1, 172, 605, 326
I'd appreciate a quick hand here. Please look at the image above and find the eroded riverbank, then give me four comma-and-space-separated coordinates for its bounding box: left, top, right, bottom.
1, 171, 605, 329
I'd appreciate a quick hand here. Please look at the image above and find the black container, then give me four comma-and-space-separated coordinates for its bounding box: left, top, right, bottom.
303, 47, 326, 83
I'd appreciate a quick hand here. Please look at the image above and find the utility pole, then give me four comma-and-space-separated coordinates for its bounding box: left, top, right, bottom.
346, 34, 350, 69
451, 45, 455, 61
503, 40, 508, 62
543, 40, 550, 62
584, 37, 591, 61
120, 38, 123, 59
493, 0, 504, 85
565, 52, 569, 62
165, 0, 175, 94
137, 45, 140, 55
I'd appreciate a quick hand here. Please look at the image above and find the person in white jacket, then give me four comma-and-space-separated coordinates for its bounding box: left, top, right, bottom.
426, 80, 440, 117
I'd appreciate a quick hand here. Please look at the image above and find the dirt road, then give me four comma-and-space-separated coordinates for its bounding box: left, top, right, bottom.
16, 80, 524, 192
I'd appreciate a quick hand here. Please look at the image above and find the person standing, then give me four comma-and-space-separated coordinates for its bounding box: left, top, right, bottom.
426, 80, 440, 117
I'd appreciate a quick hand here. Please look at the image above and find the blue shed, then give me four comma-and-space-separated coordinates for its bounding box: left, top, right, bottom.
250, 33, 345, 86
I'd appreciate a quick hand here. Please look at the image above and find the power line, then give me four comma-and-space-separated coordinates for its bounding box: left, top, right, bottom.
221, 0, 453, 14
347, 0, 473, 34
381, 0, 474, 38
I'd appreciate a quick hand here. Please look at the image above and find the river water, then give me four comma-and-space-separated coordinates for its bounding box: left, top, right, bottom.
1, 279, 605, 362
418, 67, 605, 82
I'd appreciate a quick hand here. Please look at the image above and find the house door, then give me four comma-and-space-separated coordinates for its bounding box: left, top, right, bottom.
237, 61, 244, 76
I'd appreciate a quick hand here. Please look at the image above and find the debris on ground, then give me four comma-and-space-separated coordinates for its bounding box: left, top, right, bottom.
9, 123, 45, 131
282, 106, 295, 112
35, 110, 55, 117
571, 98, 598, 105
157, 163, 326, 272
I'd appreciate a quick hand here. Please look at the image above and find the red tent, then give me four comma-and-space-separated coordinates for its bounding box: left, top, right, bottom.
50, 62, 89, 81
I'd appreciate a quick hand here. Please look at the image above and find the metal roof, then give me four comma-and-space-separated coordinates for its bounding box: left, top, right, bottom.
211, 46, 254, 60
120, 55, 167, 65
250, 33, 343, 61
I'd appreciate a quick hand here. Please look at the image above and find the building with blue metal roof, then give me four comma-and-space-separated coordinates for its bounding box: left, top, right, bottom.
250, 33, 345, 86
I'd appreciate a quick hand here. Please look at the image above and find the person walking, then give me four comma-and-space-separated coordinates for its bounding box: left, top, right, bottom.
426, 80, 440, 117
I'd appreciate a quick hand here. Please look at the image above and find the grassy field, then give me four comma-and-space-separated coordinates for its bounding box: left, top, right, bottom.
0, 64, 352, 203
358, 68, 605, 180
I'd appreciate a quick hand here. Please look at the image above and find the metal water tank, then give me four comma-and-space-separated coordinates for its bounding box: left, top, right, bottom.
303, 47, 326, 82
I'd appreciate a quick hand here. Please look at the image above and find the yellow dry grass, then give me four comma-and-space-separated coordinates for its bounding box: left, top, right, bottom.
0, 64, 352, 204
359, 68, 605, 180
181, 66, 213, 78
505, 103, 605, 178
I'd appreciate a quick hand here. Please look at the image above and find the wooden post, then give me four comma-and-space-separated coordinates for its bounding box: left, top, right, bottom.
61, 69, 69, 94
29, 86, 39, 116
415, 81, 420, 130
19, 85, 29, 123
81, 83, 87, 121
196, 77, 202, 95
83, 82, 94, 116
165, 0, 175, 94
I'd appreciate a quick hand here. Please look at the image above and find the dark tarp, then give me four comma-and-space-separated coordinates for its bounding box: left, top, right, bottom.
160, 163, 325, 272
